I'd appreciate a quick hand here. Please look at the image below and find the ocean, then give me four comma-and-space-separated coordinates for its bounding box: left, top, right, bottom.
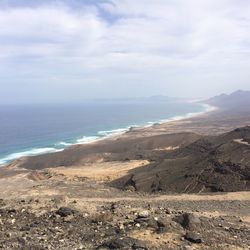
0, 101, 209, 165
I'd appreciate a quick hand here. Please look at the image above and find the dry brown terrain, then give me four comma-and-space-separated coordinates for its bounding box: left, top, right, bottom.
0, 164, 249, 249
0, 97, 250, 249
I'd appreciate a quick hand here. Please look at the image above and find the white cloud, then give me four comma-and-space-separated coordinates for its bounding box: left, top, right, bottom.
0, 0, 250, 102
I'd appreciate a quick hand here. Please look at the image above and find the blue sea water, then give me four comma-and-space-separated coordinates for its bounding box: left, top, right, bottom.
0, 101, 208, 165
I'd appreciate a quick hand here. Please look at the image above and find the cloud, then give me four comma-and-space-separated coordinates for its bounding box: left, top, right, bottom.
0, 0, 250, 102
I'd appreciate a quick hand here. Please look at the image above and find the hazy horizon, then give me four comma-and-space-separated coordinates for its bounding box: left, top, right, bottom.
1, 0, 250, 104
0, 89, 248, 105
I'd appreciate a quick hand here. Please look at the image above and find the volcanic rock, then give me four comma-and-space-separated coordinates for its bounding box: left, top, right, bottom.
184, 232, 203, 244
55, 207, 76, 217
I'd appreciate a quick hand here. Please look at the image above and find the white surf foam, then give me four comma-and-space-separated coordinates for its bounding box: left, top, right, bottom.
157, 103, 217, 124
76, 136, 100, 144
56, 141, 73, 146
0, 147, 63, 165
98, 127, 129, 137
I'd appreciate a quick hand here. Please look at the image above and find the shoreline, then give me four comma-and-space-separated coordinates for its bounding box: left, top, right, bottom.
0, 102, 217, 166
98, 103, 218, 142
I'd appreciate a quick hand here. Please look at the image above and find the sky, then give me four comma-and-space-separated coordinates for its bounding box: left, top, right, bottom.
0, 0, 250, 103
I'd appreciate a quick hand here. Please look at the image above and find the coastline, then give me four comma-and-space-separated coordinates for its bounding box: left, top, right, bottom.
142, 103, 217, 127
0, 102, 216, 166
98, 103, 218, 142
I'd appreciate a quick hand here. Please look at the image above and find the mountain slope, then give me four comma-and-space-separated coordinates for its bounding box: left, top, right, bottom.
206, 90, 250, 111
111, 126, 250, 193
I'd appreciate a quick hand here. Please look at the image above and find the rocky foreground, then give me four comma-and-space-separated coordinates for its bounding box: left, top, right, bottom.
0, 190, 249, 249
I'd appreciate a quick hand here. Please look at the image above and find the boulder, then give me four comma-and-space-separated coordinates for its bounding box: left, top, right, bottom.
184, 232, 203, 244
97, 237, 148, 249
174, 213, 201, 230
55, 207, 76, 217
138, 210, 150, 219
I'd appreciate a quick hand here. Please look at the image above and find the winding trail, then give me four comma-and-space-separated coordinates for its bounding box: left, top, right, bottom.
63, 191, 250, 202
234, 138, 250, 146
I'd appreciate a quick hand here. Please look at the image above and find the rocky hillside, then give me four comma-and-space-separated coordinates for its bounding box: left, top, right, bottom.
112, 126, 250, 193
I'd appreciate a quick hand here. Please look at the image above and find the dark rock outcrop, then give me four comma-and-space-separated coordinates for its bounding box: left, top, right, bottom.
111, 127, 250, 193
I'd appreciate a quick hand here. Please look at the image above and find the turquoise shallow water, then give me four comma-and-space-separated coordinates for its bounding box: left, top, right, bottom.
0, 101, 207, 164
